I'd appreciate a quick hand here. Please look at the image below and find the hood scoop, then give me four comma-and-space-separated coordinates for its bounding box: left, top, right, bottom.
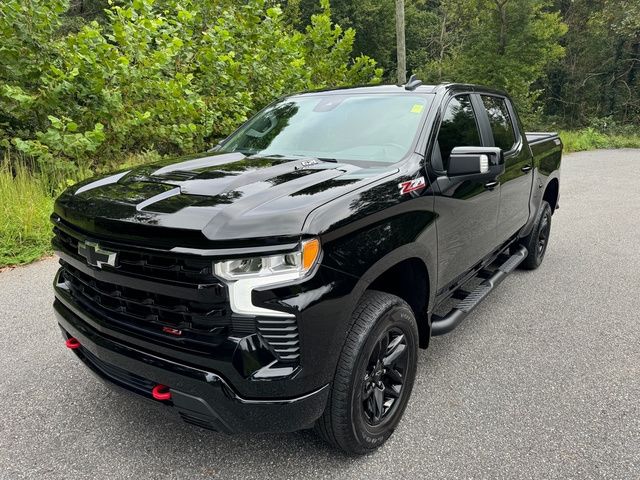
155, 170, 200, 182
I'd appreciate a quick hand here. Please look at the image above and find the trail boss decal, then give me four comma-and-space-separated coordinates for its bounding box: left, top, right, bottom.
398, 177, 426, 195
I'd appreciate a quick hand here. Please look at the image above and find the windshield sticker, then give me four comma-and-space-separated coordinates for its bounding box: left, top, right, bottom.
410, 104, 424, 114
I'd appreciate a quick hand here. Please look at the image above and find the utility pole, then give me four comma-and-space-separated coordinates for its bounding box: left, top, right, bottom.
395, 0, 406, 84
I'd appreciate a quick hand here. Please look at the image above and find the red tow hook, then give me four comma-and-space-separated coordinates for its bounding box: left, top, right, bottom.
151, 384, 172, 401
65, 337, 81, 350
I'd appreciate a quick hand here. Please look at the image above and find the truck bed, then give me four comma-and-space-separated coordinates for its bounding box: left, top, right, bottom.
526, 131, 560, 146
526, 131, 562, 179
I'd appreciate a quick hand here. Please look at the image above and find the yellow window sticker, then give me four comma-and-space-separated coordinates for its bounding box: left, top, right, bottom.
411, 104, 424, 114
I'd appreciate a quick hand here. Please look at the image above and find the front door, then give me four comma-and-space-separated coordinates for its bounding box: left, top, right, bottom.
430, 94, 501, 290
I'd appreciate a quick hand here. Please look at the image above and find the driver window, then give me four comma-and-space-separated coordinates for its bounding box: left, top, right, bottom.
435, 95, 482, 170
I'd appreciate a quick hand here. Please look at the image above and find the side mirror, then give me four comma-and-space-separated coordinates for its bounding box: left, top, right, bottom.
448, 146, 504, 176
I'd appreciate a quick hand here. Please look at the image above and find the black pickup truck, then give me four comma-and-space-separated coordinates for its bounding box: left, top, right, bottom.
52, 81, 562, 454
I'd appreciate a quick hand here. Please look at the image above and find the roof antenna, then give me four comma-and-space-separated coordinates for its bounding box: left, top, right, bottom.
404, 74, 423, 91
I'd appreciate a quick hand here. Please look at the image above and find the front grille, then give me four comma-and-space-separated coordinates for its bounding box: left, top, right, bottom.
53, 222, 232, 352
257, 318, 300, 362
60, 263, 228, 334
53, 225, 215, 284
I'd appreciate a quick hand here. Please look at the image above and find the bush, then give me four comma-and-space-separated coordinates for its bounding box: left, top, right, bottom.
0, 0, 382, 178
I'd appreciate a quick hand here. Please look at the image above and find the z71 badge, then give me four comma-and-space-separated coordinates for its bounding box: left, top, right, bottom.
398, 177, 426, 195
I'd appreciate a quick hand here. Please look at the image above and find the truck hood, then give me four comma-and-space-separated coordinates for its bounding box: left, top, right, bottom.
55, 151, 397, 246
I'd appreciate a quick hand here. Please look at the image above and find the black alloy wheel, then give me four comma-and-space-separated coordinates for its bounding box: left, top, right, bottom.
361, 328, 408, 426
520, 200, 553, 270
537, 211, 551, 257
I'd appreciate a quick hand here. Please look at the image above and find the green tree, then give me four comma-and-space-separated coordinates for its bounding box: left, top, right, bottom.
0, 0, 381, 176
301, 0, 383, 88
545, 0, 640, 126
0, 0, 69, 140
290, 0, 398, 78
415, 0, 567, 120
287, 0, 575, 123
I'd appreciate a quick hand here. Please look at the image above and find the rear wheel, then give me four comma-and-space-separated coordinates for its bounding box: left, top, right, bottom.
520, 200, 552, 270
315, 291, 418, 455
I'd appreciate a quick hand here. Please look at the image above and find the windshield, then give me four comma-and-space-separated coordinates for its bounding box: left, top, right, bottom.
220, 94, 433, 164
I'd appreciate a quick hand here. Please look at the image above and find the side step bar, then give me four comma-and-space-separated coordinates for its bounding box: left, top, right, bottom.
430, 245, 528, 336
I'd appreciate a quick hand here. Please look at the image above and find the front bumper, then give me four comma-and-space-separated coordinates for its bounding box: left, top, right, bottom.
55, 300, 329, 433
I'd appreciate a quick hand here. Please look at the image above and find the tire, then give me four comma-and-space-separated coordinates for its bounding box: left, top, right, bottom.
315, 290, 419, 455
520, 200, 552, 270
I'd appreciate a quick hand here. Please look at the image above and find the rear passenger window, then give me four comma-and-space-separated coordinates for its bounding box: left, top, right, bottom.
481, 95, 516, 151
436, 95, 482, 170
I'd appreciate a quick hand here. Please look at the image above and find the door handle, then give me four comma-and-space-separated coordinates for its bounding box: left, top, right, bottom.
484, 181, 499, 190
521, 165, 533, 173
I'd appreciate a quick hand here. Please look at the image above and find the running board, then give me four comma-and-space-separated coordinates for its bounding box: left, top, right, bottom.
430, 245, 528, 336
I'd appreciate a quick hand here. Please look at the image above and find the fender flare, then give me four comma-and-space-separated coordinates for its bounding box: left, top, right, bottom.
346, 241, 437, 321
521, 169, 560, 238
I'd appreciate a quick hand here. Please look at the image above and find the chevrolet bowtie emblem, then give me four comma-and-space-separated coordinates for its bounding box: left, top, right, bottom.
77, 241, 118, 269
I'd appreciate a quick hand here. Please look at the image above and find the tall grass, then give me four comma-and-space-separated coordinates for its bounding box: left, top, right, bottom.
0, 157, 63, 267
0, 151, 158, 268
559, 128, 640, 153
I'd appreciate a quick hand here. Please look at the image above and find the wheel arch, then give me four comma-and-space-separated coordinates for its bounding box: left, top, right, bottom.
543, 177, 560, 214
350, 244, 436, 349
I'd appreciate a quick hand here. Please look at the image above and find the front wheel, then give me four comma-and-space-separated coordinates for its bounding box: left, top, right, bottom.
315, 291, 418, 455
520, 200, 553, 270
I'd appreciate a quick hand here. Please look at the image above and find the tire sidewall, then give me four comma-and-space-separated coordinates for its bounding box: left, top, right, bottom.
520, 200, 552, 269
347, 301, 418, 451
533, 202, 552, 267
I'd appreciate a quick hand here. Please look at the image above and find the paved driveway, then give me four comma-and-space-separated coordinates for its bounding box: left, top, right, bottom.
1, 150, 638, 479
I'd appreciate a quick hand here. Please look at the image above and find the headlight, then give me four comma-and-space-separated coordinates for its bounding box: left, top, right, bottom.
215, 238, 320, 281
214, 238, 320, 317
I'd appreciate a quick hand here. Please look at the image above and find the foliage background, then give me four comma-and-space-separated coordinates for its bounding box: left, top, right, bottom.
0, 0, 381, 179
3, 0, 640, 178
292, 0, 640, 130
1, 0, 639, 267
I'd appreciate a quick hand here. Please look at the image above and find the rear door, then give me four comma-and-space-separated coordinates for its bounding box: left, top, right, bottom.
430, 93, 500, 289
478, 94, 533, 243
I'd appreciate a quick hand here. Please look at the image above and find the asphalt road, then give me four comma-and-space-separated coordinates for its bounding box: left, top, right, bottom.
1, 149, 639, 479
